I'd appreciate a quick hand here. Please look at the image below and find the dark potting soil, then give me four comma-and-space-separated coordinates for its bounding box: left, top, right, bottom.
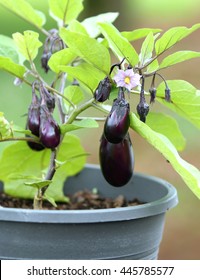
0, 189, 143, 210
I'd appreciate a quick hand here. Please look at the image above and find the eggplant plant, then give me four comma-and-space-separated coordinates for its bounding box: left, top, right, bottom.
0, 0, 200, 209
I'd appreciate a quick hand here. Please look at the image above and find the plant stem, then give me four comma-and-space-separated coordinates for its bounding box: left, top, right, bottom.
66, 98, 95, 124
57, 73, 67, 124
33, 189, 43, 210
41, 149, 57, 196
0, 136, 41, 144
33, 149, 57, 210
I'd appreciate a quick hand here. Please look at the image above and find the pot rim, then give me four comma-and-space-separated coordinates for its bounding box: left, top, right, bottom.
0, 168, 178, 223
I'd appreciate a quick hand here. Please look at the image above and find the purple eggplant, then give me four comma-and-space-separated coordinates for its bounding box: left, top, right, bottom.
27, 92, 41, 136
104, 98, 130, 143
149, 87, 157, 103
39, 105, 60, 149
99, 134, 134, 187
41, 29, 65, 73
94, 76, 112, 102
26, 137, 45, 151
136, 101, 149, 123
41, 52, 51, 73
39, 84, 55, 112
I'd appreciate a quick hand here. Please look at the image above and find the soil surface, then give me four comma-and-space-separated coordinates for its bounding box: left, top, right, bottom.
0, 189, 143, 210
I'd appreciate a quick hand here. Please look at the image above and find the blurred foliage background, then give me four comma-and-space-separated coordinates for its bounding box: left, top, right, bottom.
0, 0, 200, 259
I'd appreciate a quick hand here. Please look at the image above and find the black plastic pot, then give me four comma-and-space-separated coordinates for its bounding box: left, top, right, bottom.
0, 164, 178, 260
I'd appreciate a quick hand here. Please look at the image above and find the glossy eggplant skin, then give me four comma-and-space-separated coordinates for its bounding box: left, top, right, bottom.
39, 105, 60, 149
104, 98, 130, 143
27, 94, 40, 137
99, 134, 134, 187
94, 76, 112, 102
26, 137, 45, 151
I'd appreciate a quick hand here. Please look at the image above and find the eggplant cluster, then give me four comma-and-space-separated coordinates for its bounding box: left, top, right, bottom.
99, 88, 134, 187
26, 83, 60, 151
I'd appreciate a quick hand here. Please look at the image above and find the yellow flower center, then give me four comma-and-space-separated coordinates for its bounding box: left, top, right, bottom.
124, 76, 130, 84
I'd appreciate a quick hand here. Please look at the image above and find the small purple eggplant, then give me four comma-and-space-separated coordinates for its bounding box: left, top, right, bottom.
99, 134, 134, 187
26, 137, 45, 151
27, 92, 41, 136
94, 76, 112, 102
41, 52, 51, 73
39, 84, 55, 112
39, 105, 60, 149
104, 97, 130, 143
136, 101, 149, 123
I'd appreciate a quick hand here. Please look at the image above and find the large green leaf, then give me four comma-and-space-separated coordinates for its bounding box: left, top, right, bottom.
156, 80, 200, 129
121, 28, 161, 42
98, 22, 139, 67
48, 48, 77, 73
68, 19, 88, 35
0, 134, 86, 201
81, 12, 119, 38
159, 51, 200, 70
0, 56, 26, 78
0, 142, 50, 198
60, 118, 99, 134
0, 35, 24, 64
64, 85, 84, 109
155, 24, 200, 55
12, 31, 42, 61
59, 28, 110, 74
59, 63, 105, 92
130, 113, 200, 199
146, 112, 186, 151
0, 0, 45, 28
139, 32, 154, 66
49, 0, 83, 25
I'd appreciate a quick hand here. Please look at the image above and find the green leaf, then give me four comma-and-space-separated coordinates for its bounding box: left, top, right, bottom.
48, 48, 77, 73
46, 134, 87, 201
98, 22, 139, 67
0, 35, 24, 64
59, 63, 105, 92
146, 112, 186, 151
0, 56, 26, 78
156, 80, 200, 129
24, 180, 52, 190
0, 0, 45, 28
155, 24, 200, 55
130, 113, 200, 199
121, 28, 161, 42
0, 142, 50, 198
81, 12, 119, 38
60, 118, 99, 134
12, 31, 42, 61
12, 125, 32, 136
68, 19, 88, 35
49, 0, 83, 25
59, 28, 110, 74
64, 85, 84, 109
139, 32, 154, 66
159, 51, 200, 70
0, 135, 86, 201
55, 153, 89, 168
146, 58, 159, 73
43, 194, 58, 207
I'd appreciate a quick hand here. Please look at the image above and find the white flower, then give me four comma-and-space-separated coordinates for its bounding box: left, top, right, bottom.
113, 69, 141, 91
